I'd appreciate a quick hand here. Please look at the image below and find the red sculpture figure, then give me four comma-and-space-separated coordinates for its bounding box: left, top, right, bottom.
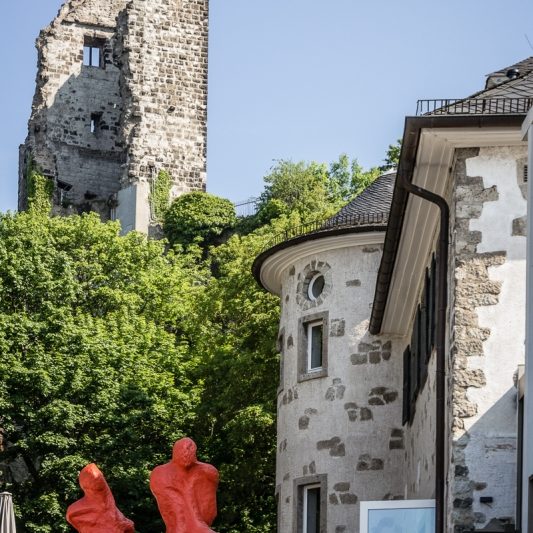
150, 437, 219, 533
66, 463, 135, 533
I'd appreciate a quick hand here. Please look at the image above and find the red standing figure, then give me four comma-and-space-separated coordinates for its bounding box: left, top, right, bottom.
66, 463, 135, 533
150, 437, 219, 533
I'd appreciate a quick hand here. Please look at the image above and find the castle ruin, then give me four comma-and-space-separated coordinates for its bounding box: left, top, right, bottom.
19, 0, 209, 233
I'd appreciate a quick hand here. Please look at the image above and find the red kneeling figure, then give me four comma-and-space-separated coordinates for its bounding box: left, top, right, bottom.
66, 463, 135, 533
150, 437, 219, 533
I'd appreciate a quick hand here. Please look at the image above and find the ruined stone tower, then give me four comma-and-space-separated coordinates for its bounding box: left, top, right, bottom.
19, 0, 208, 233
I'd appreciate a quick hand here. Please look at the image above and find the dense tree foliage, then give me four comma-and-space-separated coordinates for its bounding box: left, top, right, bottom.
164, 192, 236, 249
192, 224, 283, 532
1, 151, 393, 532
0, 212, 206, 532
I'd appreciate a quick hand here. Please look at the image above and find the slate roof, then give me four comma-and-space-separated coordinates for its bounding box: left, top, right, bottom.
324, 171, 396, 228
474, 69, 533, 100
486, 56, 533, 80
425, 56, 533, 116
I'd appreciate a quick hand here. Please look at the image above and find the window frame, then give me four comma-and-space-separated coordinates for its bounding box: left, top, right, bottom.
298, 311, 328, 382
307, 320, 324, 372
293, 475, 327, 533
90, 113, 103, 136
302, 484, 321, 533
83, 36, 106, 69
360, 499, 435, 533
277, 328, 285, 394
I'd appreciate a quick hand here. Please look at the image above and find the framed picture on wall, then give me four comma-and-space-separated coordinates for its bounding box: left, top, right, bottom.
360, 499, 435, 533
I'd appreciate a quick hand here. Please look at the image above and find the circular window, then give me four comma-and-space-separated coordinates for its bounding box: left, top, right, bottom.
308, 273, 325, 301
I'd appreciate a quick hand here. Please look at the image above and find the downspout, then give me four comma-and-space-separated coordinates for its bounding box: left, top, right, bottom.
397, 170, 449, 533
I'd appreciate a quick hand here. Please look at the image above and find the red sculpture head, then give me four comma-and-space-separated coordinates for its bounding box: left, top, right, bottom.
78, 464, 108, 497
172, 437, 198, 468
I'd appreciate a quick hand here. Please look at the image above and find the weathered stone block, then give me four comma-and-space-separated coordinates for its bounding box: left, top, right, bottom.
333, 482, 350, 492
351, 353, 368, 365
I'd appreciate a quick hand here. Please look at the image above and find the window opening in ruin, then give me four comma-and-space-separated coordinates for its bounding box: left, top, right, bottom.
83, 37, 105, 68
302, 484, 321, 533
307, 321, 323, 371
90, 113, 102, 135
57, 180, 72, 207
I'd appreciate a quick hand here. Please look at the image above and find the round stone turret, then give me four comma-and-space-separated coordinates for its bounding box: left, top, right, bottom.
253, 172, 406, 532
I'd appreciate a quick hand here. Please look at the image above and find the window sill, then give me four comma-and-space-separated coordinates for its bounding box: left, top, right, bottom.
298, 368, 327, 383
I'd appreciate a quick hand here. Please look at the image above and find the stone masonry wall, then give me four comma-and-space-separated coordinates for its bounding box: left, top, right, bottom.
448, 146, 527, 531
116, 0, 208, 198
276, 241, 404, 532
20, 0, 208, 229
19, 0, 128, 217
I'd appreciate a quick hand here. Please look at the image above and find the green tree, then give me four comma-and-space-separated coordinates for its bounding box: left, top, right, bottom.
380, 139, 402, 171
164, 192, 237, 249
0, 211, 205, 532
190, 219, 291, 533
255, 160, 334, 225
329, 154, 381, 200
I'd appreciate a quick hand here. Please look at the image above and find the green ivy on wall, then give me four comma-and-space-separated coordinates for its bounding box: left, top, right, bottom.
150, 170, 173, 223
26, 158, 54, 214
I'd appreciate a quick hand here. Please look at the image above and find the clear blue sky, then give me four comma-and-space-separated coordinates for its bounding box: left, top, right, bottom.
2, 0, 533, 212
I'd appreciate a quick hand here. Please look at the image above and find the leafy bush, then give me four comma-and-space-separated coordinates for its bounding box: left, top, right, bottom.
164, 192, 237, 248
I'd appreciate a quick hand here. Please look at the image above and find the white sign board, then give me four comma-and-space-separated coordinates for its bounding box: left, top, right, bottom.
360, 499, 435, 533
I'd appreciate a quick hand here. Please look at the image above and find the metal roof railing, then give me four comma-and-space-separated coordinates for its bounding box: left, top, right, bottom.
262, 212, 389, 252
234, 197, 259, 218
416, 97, 533, 116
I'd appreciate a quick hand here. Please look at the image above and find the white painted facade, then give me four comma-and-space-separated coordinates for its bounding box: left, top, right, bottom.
453, 146, 526, 528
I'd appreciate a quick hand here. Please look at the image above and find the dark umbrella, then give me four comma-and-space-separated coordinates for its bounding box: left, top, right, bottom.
0, 493, 16, 533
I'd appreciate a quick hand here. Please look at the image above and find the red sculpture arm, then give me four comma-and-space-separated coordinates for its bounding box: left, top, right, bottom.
193, 463, 219, 526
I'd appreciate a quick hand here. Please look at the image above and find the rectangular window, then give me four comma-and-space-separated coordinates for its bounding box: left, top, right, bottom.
298, 312, 328, 382
277, 330, 285, 392
90, 113, 102, 135
83, 45, 100, 67
402, 347, 411, 426
402, 254, 437, 426
83, 37, 105, 68
294, 475, 326, 533
303, 485, 321, 533
308, 321, 323, 371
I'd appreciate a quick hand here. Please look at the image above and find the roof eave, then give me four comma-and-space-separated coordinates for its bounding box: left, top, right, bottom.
369, 113, 527, 335
253, 224, 387, 291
